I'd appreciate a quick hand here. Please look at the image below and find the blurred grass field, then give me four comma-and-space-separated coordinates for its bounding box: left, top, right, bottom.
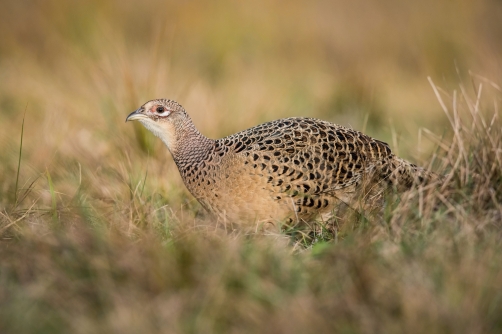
1, 0, 502, 333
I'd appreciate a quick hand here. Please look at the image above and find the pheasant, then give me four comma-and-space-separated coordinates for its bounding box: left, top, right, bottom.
126, 99, 438, 228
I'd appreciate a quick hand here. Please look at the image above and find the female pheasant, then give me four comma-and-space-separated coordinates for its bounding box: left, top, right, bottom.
126, 99, 437, 228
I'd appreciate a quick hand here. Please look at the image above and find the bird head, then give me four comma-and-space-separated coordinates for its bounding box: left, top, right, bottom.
126, 99, 187, 149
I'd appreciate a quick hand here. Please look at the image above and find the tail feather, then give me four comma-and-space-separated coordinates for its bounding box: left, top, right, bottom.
386, 156, 442, 191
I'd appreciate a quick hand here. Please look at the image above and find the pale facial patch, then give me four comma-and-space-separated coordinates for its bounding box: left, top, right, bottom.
138, 118, 177, 152
133, 101, 177, 150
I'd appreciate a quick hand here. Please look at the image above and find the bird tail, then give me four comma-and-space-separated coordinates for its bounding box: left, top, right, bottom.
386, 156, 443, 191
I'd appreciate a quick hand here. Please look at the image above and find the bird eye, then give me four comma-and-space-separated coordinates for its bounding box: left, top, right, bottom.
156, 106, 165, 113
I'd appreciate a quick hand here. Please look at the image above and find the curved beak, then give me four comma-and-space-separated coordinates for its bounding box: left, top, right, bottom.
125, 109, 147, 122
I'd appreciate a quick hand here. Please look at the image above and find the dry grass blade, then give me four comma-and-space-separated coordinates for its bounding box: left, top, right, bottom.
0, 199, 40, 235
45, 169, 58, 225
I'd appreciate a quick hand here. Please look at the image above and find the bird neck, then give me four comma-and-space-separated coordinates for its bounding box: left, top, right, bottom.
169, 117, 215, 166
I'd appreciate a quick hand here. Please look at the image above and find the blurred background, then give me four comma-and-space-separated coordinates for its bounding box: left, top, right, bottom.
0, 0, 501, 212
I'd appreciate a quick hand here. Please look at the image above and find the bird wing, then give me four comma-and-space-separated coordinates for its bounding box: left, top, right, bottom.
219, 117, 393, 197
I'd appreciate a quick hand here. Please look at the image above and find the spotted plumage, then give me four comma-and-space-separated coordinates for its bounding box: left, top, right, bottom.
126, 99, 438, 228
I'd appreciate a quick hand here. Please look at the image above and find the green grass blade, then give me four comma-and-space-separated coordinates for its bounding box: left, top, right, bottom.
14, 108, 26, 207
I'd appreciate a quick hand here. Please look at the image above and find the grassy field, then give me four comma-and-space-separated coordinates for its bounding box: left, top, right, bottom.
1, 0, 502, 333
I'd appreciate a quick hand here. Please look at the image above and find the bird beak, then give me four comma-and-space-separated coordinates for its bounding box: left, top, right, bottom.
125, 109, 146, 122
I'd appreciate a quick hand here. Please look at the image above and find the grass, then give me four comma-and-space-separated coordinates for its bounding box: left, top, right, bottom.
13, 108, 25, 207
1, 0, 502, 333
